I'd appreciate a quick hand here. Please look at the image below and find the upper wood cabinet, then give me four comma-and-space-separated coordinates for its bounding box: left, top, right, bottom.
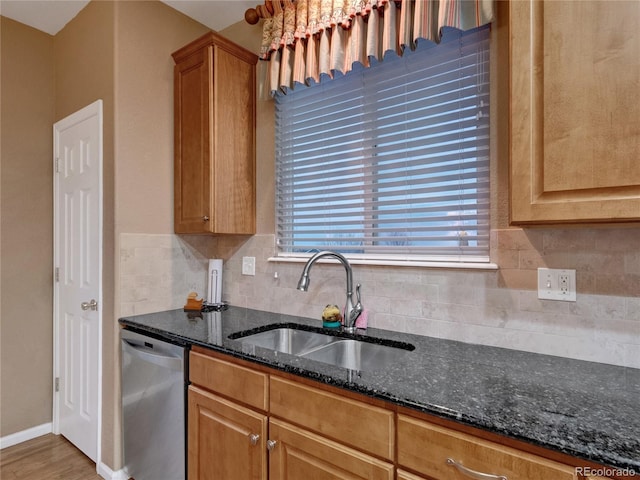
509, 1, 640, 224
172, 32, 257, 234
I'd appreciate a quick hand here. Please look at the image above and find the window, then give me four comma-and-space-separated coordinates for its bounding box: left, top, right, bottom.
275, 25, 490, 265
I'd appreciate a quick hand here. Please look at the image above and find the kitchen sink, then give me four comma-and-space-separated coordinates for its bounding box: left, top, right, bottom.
300, 339, 412, 372
234, 327, 336, 355
232, 326, 414, 372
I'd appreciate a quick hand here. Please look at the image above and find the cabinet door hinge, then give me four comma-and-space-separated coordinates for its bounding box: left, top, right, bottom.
55, 377, 60, 392
55, 267, 60, 282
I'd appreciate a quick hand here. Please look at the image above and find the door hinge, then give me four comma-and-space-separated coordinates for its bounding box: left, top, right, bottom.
55, 267, 60, 282
55, 377, 60, 392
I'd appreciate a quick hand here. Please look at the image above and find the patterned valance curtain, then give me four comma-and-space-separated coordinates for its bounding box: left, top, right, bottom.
260, 0, 494, 95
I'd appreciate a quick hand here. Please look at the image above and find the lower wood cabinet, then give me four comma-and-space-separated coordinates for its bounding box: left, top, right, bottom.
268, 419, 393, 480
189, 351, 268, 411
397, 470, 427, 480
397, 414, 577, 480
188, 348, 612, 480
269, 376, 394, 461
188, 386, 267, 480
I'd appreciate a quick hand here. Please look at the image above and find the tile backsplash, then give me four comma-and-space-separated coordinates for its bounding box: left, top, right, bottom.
119, 233, 217, 317
119, 229, 640, 369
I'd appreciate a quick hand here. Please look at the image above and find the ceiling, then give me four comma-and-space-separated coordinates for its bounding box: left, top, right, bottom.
0, 0, 255, 36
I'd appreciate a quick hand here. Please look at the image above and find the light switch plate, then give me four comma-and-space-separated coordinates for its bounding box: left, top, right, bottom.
537, 268, 576, 301
242, 256, 256, 276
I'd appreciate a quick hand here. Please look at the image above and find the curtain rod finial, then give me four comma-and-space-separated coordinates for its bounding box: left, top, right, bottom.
245, 7, 260, 25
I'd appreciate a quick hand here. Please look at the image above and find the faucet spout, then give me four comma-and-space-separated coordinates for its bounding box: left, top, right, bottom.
296, 272, 310, 291
296, 251, 363, 333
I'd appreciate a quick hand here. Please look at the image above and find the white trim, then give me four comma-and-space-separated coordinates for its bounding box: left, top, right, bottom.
268, 255, 499, 270
97, 462, 129, 480
96, 99, 105, 477
52, 99, 103, 466
0, 423, 52, 449
52, 104, 59, 437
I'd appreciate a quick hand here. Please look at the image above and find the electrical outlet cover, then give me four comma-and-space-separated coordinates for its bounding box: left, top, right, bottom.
538, 268, 576, 301
242, 256, 256, 276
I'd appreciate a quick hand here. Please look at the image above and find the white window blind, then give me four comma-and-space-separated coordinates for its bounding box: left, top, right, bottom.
275, 25, 490, 264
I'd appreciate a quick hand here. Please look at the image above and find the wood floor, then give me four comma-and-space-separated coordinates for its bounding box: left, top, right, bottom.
0, 434, 103, 480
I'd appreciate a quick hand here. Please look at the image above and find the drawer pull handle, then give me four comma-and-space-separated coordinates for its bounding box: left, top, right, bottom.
267, 439, 277, 451
446, 458, 507, 480
249, 434, 260, 446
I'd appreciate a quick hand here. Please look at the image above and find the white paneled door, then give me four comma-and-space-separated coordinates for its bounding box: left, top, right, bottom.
53, 100, 103, 464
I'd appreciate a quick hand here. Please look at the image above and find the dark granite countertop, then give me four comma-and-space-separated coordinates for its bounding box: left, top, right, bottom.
119, 306, 640, 472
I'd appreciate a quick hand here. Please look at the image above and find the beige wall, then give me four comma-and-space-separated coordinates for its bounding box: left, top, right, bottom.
0, 17, 55, 437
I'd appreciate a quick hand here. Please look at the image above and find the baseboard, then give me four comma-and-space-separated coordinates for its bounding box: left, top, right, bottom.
97, 462, 128, 480
0, 422, 53, 449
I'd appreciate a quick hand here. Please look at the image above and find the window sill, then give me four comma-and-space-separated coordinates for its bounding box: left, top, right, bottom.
268, 256, 499, 271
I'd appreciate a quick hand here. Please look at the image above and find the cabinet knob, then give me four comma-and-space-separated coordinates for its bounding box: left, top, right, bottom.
266, 439, 277, 451
203, 216, 209, 222
446, 458, 507, 480
248, 433, 260, 446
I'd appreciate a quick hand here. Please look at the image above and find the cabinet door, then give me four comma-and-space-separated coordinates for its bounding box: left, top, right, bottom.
174, 45, 213, 233
210, 45, 256, 235
268, 419, 394, 480
188, 386, 267, 480
510, 1, 640, 224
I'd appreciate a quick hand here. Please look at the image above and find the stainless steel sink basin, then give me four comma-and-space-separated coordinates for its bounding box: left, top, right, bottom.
235, 327, 336, 355
232, 326, 414, 372
300, 339, 412, 372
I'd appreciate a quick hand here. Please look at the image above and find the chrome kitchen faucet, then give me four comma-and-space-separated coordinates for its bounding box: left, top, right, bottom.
296, 251, 363, 333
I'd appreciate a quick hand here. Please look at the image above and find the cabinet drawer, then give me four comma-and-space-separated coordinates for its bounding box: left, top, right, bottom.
398, 415, 577, 480
397, 470, 426, 480
269, 376, 394, 460
269, 419, 393, 480
189, 351, 268, 411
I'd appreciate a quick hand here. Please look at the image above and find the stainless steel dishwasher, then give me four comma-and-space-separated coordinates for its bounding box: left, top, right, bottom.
121, 329, 186, 480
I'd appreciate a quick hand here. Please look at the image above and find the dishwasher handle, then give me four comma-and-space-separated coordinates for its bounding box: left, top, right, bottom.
122, 339, 183, 371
